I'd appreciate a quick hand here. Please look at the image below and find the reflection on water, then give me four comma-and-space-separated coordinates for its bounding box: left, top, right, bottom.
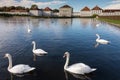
10, 71, 35, 80
58, 19, 72, 27
1, 17, 120, 80
33, 53, 47, 61
64, 71, 91, 80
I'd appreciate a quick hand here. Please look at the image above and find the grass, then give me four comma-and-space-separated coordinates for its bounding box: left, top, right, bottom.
99, 18, 120, 25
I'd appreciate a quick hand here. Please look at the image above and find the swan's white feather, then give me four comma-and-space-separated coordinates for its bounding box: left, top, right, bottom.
28, 29, 31, 33
33, 49, 48, 55
9, 64, 35, 74
96, 39, 109, 44
66, 63, 96, 74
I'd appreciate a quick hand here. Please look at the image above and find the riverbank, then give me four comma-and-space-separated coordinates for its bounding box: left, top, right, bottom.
98, 18, 120, 27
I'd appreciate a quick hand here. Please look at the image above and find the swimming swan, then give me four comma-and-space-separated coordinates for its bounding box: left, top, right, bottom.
32, 41, 48, 56
63, 52, 96, 75
96, 23, 100, 27
4, 53, 35, 74
96, 34, 110, 44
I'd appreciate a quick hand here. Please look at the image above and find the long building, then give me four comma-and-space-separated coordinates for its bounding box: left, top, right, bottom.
0, 4, 120, 17
29, 4, 120, 17
59, 5, 73, 17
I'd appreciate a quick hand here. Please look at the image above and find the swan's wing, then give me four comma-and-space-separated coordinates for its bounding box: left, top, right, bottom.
34, 49, 47, 54
99, 39, 109, 42
9, 64, 35, 74
67, 63, 92, 74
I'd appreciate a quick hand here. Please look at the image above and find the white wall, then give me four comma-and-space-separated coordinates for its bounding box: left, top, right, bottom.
72, 12, 80, 17
59, 8, 73, 17
0, 12, 29, 15
80, 11, 92, 16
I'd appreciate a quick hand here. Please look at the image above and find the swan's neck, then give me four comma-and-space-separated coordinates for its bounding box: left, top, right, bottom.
64, 54, 69, 69
96, 35, 100, 40
7, 55, 12, 70
33, 43, 36, 51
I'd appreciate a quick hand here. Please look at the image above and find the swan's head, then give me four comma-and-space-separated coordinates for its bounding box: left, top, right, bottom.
32, 41, 35, 44
63, 52, 70, 58
4, 53, 11, 58
96, 34, 99, 36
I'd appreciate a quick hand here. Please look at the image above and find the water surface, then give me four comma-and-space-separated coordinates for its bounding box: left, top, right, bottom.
0, 17, 120, 80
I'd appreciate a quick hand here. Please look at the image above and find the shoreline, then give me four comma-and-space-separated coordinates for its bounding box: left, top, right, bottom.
98, 18, 120, 27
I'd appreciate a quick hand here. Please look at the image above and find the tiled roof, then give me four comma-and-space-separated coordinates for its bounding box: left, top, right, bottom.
81, 6, 90, 11
10, 10, 28, 12
44, 7, 52, 11
92, 5, 102, 10
60, 5, 72, 8
103, 9, 120, 12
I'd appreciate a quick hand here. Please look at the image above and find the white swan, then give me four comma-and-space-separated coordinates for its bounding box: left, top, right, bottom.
27, 24, 31, 33
4, 53, 35, 74
96, 34, 110, 44
32, 41, 48, 56
63, 52, 96, 75
96, 23, 100, 27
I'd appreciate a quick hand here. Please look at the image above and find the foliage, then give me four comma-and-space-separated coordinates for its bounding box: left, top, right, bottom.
92, 14, 98, 18
30, 4, 38, 10
53, 9, 59, 13
0, 6, 28, 12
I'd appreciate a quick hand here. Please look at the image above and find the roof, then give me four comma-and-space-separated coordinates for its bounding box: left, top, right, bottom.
10, 10, 28, 12
60, 5, 72, 8
44, 7, 52, 11
81, 6, 90, 11
103, 9, 120, 12
92, 5, 103, 10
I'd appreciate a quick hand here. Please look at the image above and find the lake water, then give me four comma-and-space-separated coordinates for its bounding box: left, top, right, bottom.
0, 17, 120, 80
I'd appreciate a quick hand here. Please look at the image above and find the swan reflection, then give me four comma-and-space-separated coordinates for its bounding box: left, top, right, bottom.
10, 71, 34, 80
94, 42, 100, 48
33, 53, 47, 61
64, 71, 91, 80
94, 42, 110, 48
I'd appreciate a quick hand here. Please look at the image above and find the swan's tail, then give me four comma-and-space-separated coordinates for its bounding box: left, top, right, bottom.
27, 67, 36, 72
91, 68, 97, 72
30, 67, 36, 71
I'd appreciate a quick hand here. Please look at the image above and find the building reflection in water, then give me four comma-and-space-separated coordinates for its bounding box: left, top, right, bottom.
91, 19, 103, 28
80, 18, 91, 28
58, 18, 72, 28
29, 18, 40, 27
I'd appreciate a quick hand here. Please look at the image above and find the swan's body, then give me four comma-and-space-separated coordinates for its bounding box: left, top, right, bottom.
32, 41, 48, 56
96, 34, 110, 44
4, 53, 35, 74
96, 23, 100, 27
63, 52, 96, 75
64, 52, 96, 74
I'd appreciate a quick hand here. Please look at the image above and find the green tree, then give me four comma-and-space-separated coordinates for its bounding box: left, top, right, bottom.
53, 9, 59, 13
30, 4, 38, 10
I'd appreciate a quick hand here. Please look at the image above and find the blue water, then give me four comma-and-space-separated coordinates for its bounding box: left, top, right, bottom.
0, 17, 120, 80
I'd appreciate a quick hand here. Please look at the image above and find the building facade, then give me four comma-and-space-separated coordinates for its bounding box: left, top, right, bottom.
100, 9, 120, 16
1, 4, 120, 17
43, 7, 53, 17
59, 5, 73, 17
29, 9, 43, 16
91, 5, 103, 15
80, 6, 92, 17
